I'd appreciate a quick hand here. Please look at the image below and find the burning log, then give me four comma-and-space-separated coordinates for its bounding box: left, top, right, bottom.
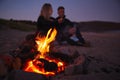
44, 62, 58, 72
33, 59, 58, 72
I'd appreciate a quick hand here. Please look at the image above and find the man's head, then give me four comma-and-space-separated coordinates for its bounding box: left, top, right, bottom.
57, 6, 65, 17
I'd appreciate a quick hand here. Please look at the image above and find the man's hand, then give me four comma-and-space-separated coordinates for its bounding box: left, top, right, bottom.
58, 18, 63, 23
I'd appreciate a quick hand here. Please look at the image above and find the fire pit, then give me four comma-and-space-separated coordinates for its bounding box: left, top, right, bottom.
0, 28, 87, 80
22, 28, 65, 76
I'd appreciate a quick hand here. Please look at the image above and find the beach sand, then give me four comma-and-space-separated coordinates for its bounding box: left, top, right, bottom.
0, 28, 120, 80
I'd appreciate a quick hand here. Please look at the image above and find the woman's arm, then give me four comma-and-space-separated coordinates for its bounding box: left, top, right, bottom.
37, 16, 55, 32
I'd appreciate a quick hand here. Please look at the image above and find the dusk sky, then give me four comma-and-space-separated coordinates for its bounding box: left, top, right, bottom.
0, 0, 120, 22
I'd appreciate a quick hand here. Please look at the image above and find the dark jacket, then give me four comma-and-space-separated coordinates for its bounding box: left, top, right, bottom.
56, 15, 73, 31
37, 16, 56, 33
55, 16, 73, 41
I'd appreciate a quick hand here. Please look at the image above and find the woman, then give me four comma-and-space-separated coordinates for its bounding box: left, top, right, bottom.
36, 3, 56, 35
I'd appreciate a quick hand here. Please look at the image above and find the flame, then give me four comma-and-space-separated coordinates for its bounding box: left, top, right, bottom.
24, 60, 55, 76
35, 28, 57, 58
23, 28, 65, 76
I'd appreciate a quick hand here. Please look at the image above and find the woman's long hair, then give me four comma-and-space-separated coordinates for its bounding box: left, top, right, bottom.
40, 3, 52, 20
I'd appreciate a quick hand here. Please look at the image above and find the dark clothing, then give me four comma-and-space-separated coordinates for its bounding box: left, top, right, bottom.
56, 16, 73, 41
56, 16, 85, 44
37, 16, 56, 34
76, 25, 85, 44
56, 16, 73, 31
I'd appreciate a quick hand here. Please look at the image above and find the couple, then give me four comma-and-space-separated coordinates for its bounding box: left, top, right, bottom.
36, 3, 85, 46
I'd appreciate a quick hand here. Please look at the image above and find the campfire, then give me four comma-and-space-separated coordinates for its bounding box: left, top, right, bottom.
23, 28, 65, 76
0, 27, 89, 80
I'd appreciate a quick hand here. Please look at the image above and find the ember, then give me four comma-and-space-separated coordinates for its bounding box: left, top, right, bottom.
23, 28, 65, 76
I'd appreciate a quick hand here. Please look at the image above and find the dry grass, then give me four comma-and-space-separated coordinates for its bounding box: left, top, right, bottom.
0, 19, 36, 31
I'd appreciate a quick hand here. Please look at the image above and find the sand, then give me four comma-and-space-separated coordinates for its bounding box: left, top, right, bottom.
0, 28, 120, 80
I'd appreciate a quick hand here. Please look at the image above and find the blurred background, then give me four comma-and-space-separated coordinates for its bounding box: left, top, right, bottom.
0, 0, 120, 22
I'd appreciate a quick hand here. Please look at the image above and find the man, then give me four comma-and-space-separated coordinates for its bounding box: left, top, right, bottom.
56, 6, 85, 46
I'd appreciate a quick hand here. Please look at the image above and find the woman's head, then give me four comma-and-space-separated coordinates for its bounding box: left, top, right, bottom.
40, 3, 53, 20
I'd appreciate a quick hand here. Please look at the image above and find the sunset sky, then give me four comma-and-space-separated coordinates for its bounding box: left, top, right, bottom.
0, 0, 120, 22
